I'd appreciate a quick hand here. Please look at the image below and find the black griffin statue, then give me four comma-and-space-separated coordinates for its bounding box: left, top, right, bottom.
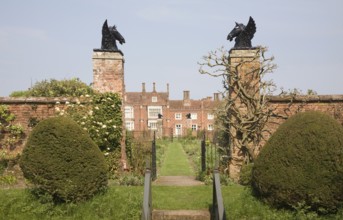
227, 16, 256, 48
101, 20, 125, 51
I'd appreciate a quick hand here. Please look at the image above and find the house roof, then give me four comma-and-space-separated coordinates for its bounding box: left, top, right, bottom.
125, 92, 169, 105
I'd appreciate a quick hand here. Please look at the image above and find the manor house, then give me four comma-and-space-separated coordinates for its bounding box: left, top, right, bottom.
124, 82, 220, 137
92, 50, 220, 137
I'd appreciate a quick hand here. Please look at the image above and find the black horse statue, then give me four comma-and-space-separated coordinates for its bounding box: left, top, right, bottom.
101, 20, 125, 51
227, 16, 256, 48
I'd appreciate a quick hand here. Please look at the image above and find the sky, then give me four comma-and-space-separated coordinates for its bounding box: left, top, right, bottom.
1, 0, 343, 99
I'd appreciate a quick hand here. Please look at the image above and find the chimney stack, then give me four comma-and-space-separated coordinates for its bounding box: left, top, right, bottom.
167, 83, 169, 94
142, 82, 146, 93
183, 90, 190, 100
214, 93, 219, 101
153, 82, 156, 92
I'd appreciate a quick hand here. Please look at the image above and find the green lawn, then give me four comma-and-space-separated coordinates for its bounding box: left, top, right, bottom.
1, 185, 343, 220
0, 186, 143, 220
158, 141, 194, 176
153, 185, 211, 210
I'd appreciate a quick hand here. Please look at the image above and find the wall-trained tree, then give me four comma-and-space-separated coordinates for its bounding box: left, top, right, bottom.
252, 111, 343, 214
20, 117, 108, 202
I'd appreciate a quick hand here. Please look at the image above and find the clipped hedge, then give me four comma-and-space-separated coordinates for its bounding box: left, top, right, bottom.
20, 117, 108, 202
252, 111, 343, 214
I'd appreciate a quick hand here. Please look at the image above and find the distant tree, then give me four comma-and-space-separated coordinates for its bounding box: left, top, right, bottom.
279, 87, 318, 96
10, 78, 93, 97
9, 91, 30, 97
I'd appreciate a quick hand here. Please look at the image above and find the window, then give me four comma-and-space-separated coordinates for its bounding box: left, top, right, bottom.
125, 106, 134, 119
207, 113, 214, 120
191, 113, 197, 120
175, 113, 182, 120
191, 124, 197, 131
148, 106, 162, 119
208, 124, 214, 131
148, 120, 157, 130
125, 121, 134, 131
152, 96, 157, 102
175, 124, 182, 136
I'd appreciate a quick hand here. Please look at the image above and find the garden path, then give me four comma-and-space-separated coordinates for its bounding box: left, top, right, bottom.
152, 141, 209, 219
154, 141, 203, 186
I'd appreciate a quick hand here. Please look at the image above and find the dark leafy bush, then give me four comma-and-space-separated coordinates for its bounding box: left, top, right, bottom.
239, 163, 253, 186
20, 117, 108, 202
252, 111, 343, 214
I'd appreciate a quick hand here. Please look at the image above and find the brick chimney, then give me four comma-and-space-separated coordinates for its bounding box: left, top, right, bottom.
142, 82, 146, 93
183, 90, 190, 100
153, 82, 156, 92
214, 93, 219, 101
183, 91, 191, 106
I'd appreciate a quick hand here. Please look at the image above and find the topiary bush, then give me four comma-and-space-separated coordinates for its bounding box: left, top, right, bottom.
20, 117, 108, 202
252, 111, 343, 214
239, 163, 253, 186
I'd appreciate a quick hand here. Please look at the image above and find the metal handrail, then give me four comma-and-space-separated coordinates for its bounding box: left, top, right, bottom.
141, 167, 152, 220
212, 169, 226, 220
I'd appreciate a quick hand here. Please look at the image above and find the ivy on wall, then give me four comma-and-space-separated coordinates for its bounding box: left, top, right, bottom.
0, 105, 24, 152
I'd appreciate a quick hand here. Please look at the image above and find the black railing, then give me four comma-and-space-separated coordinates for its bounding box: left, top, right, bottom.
212, 169, 226, 220
151, 131, 157, 180
142, 132, 157, 220
141, 165, 152, 220
201, 132, 206, 172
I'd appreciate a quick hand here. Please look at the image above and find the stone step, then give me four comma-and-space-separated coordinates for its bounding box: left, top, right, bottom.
154, 176, 204, 186
152, 209, 211, 220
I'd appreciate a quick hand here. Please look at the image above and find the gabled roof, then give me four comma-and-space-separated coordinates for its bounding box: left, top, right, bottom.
125, 92, 169, 105
169, 99, 221, 110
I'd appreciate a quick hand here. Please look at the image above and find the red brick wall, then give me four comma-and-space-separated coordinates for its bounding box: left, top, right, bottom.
0, 97, 73, 130
0, 97, 74, 152
265, 95, 343, 141
2, 95, 343, 154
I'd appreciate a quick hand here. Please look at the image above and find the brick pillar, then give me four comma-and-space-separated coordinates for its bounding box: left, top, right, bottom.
228, 48, 260, 181
229, 48, 260, 99
92, 50, 127, 169
92, 50, 125, 96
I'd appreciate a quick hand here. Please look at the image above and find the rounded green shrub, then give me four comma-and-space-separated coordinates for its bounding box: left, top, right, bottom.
20, 117, 108, 202
239, 163, 253, 186
252, 111, 343, 214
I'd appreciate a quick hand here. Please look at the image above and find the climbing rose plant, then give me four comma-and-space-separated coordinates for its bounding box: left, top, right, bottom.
55, 93, 122, 152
